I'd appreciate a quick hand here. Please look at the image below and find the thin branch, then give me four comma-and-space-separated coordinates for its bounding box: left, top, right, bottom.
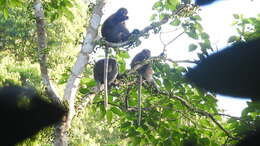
165, 92, 240, 140
162, 31, 185, 52
217, 113, 241, 120
125, 55, 197, 76
159, 32, 166, 47
166, 58, 198, 64
165, 31, 185, 47
75, 92, 96, 115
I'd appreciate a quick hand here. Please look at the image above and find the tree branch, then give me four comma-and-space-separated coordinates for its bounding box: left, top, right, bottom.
64, 0, 106, 127
100, 16, 170, 48
166, 92, 240, 140
55, 0, 107, 145
33, 0, 60, 103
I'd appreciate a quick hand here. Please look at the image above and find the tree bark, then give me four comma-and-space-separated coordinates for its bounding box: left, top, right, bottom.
33, 0, 60, 103
54, 0, 107, 145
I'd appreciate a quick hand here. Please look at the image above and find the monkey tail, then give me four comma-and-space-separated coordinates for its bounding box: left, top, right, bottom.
138, 75, 142, 126
104, 47, 109, 110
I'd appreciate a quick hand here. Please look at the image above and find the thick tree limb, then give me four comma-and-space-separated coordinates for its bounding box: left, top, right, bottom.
64, 0, 106, 127
33, 0, 60, 103
55, 0, 107, 145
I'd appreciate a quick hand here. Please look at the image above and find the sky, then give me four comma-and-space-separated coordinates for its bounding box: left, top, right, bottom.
102, 0, 260, 117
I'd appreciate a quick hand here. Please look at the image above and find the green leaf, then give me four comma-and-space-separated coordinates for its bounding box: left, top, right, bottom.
111, 106, 124, 116
136, 127, 145, 134
150, 14, 157, 21
199, 41, 211, 51
133, 137, 141, 145
64, 0, 73, 8
152, 1, 162, 10
188, 44, 197, 52
228, 35, 238, 43
201, 32, 209, 40
3, 8, 8, 19
118, 50, 130, 58
106, 110, 113, 123
186, 32, 199, 40
159, 127, 170, 138
121, 122, 131, 129
166, 0, 179, 11
170, 19, 181, 26
163, 79, 172, 90
9, 0, 22, 7
192, 15, 202, 21
63, 8, 74, 21
233, 14, 239, 19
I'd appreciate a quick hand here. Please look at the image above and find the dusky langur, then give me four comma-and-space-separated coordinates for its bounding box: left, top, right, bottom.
185, 39, 260, 100
185, 39, 260, 146
93, 58, 118, 109
188, 1, 260, 145
101, 8, 139, 109
101, 8, 139, 43
130, 49, 158, 125
0, 86, 66, 146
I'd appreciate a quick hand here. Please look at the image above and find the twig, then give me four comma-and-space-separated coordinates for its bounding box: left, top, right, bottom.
165, 92, 240, 140
166, 58, 198, 64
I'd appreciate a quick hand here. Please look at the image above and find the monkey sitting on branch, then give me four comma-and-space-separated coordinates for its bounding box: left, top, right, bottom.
101, 8, 139, 110
130, 49, 158, 125
93, 58, 118, 108
101, 7, 139, 43
131, 49, 158, 90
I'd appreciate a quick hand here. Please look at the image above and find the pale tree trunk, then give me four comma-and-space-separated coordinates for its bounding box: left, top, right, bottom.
54, 0, 107, 145
33, 0, 60, 102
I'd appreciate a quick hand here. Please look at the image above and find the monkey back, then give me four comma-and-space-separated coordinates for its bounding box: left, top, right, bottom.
94, 58, 118, 84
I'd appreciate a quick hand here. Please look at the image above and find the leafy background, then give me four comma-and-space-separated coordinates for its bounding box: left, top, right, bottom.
0, 0, 259, 145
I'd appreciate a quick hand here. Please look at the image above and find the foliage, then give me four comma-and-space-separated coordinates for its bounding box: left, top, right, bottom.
152, 0, 213, 58
226, 13, 260, 144
228, 13, 260, 43
0, 0, 259, 145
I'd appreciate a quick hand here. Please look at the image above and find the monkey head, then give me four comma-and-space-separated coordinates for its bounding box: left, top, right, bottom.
115, 8, 129, 22
131, 49, 159, 90
141, 49, 151, 59
131, 49, 152, 79
130, 49, 151, 68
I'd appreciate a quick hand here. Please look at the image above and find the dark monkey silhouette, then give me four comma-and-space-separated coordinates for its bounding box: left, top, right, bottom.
185, 37, 260, 146
0, 86, 66, 146
186, 39, 260, 100
187, 1, 260, 145
93, 58, 118, 89
101, 8, 137, 108
195, 0, 218, 6
101, 8, 139, 43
